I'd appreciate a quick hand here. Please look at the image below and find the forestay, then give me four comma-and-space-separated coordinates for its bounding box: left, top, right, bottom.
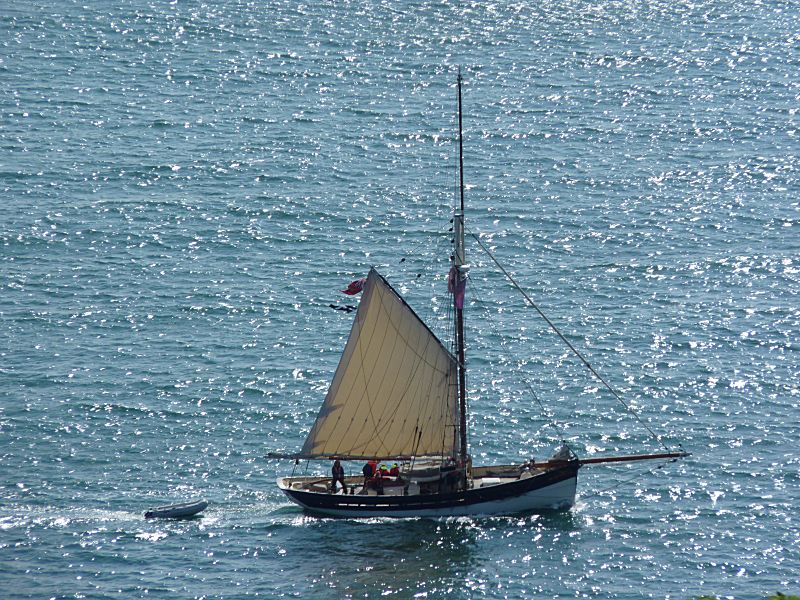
299, 269, 459, 460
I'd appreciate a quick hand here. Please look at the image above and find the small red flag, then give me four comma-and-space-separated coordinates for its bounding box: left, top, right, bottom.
447, 267, 466, 309
341, 277, 366, 295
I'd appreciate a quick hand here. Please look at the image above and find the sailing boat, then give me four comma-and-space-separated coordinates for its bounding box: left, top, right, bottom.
273, 73, 688, 518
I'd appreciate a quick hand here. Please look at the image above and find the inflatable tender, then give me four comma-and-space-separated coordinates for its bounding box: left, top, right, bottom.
144, 499, 208, 519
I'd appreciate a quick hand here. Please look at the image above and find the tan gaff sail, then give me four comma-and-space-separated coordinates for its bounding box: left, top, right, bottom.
300, 269, 459, 460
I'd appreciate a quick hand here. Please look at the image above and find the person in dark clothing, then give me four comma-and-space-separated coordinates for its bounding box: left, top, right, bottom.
362, 461, 374, 487
331, 459, 347, 494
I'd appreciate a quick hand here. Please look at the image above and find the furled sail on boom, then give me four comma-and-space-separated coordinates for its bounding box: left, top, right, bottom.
299, 269, 459, 460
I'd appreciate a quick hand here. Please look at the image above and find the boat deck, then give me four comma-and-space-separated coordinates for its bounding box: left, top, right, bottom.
280, 464, 549, 498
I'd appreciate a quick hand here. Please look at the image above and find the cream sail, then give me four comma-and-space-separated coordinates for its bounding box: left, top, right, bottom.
299, 269, 459, 460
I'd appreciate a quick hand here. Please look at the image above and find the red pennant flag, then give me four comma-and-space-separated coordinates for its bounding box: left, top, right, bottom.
447, 267, 466, 309
341, 277, 366, 295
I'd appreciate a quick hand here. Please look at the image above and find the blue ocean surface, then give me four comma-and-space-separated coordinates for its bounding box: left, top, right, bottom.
1, 0, 798, 598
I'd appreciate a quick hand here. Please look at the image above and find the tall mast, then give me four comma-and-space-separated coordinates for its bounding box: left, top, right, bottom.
454, 70, 468, 466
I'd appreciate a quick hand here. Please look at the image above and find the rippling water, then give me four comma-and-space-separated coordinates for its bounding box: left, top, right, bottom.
2, 0, 798, 598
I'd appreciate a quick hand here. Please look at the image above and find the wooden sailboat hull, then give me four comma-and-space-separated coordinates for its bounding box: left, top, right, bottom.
277, 462, 579, 518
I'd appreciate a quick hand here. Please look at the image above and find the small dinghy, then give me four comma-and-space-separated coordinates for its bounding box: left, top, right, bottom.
144, 499, 208, 519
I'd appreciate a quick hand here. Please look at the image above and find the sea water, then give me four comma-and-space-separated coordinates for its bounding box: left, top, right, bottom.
1, 0, 798, 598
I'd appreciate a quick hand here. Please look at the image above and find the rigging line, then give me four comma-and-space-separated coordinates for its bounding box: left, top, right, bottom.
579, 459, 675, 502
469, 231, 671, 454
396, 219, 450, 272
465, 272, 567, 444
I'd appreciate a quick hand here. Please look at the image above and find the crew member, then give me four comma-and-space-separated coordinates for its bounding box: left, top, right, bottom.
362, 461, 374, 487
331, 459, 347, 494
